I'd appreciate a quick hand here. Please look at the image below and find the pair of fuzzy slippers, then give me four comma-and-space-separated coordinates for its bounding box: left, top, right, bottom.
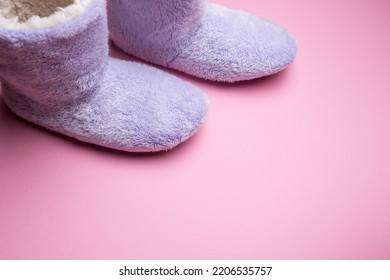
0, 0, 297, 152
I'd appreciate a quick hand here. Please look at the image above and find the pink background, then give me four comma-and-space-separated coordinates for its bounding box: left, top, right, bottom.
1, 0, 390, 259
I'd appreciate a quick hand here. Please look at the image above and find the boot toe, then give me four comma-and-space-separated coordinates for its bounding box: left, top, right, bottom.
170, 3, 297, 82
87, 58, 209, 152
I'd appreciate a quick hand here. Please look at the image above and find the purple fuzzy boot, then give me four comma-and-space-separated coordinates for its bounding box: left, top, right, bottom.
107, 0, 297, 82
0, 0, 208, 152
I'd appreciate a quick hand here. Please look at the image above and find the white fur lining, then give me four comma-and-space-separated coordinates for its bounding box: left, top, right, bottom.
0, 0, 90, 29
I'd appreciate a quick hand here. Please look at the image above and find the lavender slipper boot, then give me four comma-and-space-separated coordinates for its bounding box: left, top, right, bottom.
107, 0, 297, 83
0, 0, 208, 152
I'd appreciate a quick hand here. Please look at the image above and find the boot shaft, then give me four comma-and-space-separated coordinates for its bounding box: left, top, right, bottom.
0, 0, 108, 106
107, 0, 206, 65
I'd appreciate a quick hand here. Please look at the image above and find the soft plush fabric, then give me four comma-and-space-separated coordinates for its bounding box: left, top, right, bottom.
107, 0, 297, 83
0, 0, 208, 152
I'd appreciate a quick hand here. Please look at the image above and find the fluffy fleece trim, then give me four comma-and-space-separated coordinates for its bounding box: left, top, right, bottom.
0, 0, 90, 29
